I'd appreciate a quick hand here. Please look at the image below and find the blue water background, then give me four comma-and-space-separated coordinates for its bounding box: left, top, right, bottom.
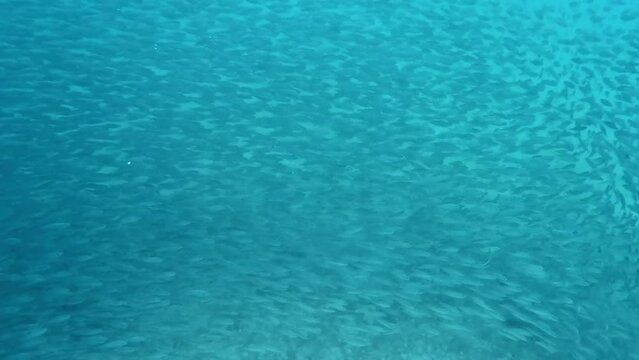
1, 0, 638, 359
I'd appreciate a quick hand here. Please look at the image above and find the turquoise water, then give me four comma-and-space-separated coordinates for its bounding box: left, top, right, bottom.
1, 0, 638, 359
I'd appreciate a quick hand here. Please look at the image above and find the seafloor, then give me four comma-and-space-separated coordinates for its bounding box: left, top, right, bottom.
1, 0, 638, 359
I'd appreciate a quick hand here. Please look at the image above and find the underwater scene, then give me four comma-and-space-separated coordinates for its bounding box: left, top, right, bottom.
1, 0, 638, 359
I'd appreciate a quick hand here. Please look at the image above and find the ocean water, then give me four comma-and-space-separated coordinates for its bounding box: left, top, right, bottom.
1, 0, 638, 359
